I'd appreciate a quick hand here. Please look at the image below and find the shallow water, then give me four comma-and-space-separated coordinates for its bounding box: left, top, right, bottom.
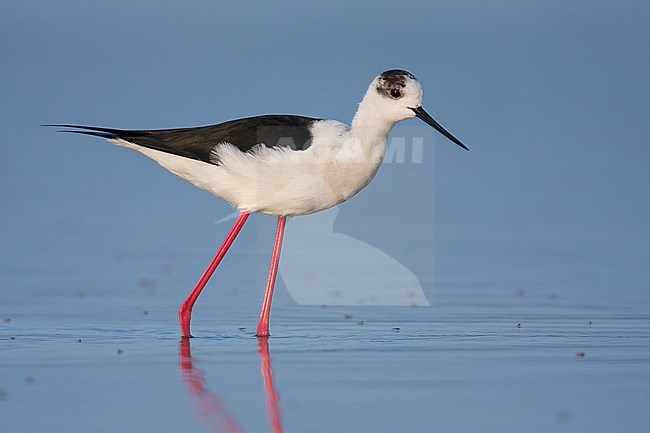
2, 232, 649, 433
2, 1, 649, 431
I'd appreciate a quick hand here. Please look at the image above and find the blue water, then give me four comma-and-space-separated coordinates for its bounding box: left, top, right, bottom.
1, 229, 648, 433
2, 2, 649, 431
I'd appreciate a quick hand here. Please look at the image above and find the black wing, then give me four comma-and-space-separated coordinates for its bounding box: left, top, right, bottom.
47, 115, 318, 165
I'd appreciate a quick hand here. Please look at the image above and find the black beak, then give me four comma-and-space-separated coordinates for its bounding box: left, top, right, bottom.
410, 106, 469, 151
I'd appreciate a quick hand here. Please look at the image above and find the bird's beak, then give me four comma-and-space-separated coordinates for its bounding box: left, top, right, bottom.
410, 106, 469, 151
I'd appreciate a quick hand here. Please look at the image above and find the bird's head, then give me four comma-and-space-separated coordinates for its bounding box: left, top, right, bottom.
364, 69, 468, 151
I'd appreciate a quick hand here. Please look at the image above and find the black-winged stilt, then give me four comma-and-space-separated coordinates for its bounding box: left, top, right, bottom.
47, 69, 468, 338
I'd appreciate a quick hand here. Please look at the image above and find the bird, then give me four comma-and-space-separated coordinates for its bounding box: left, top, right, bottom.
46, 69, 468, 338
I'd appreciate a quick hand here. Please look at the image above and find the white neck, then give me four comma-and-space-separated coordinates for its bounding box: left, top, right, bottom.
350, 94, 397, 142
341, 93, 397, 175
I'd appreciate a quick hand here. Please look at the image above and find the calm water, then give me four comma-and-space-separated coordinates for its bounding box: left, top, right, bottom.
2, 1, 649, 431
1, 229, 648, 433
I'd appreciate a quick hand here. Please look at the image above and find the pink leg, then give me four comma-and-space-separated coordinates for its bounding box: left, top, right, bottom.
256, 216, 286, 337
179, 212, 250, 338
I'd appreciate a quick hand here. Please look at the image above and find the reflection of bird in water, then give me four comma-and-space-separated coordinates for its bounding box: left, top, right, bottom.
281, 207, 431, 306
178, 339, 245, 433
258, 338, 282, 433
179, 339, 282, 433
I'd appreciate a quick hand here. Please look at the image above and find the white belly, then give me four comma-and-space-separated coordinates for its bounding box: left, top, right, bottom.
111, 129, 386, 216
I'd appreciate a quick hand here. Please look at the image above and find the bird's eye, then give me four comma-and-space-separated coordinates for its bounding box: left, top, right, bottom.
390, 88, 402, 98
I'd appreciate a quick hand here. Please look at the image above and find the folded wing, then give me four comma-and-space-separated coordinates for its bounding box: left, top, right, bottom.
47, 115, 318, 165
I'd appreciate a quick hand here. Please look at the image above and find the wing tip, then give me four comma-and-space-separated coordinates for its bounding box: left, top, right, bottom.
42, 124, 121, 139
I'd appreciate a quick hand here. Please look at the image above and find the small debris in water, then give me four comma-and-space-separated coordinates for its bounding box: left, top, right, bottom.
0, 387, 7, 401
77, 338, 82, 343
238, 327, 246, 332
160, 262, 174, 276
392, 327, 400, 332
357, 320, 364, 326
588, 320, 592, 327
517, 323, 522, 328
24, 376, 34, 385
549, 293, 559, 301
10, 336, 15, 340
555, 408, 571, 424
515, 289, 526, 297
137, 278, 157, 294
77, 292, 87, 300
143, 310, 149, 316
344, 314, 353, 320
576, 351, 585, 358
3, 318, 11, 323
117, 349, 124, 355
